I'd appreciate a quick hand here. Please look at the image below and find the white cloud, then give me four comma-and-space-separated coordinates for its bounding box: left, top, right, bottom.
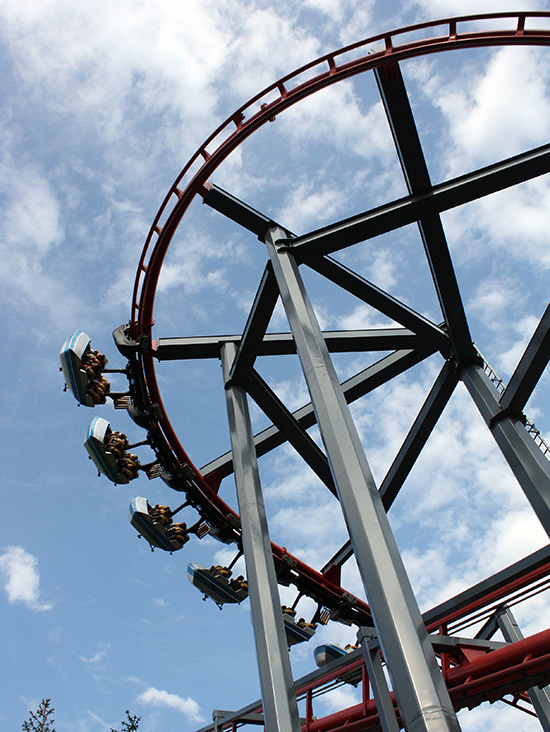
225, 7, 321, 97
316, 685, 361, 716
447, 46, 550, 162
152, 597, 168, 608
0, 158, 63, 255
0, 0, 228, 138
137, 687, 204, 722
409, 45, 550, 270
336, 303, 396, 331
280, 84, 393, 164
79, 642, 111, 665
457, 696, 543, 732
0, 546, 52, 611
302, 0, 346, 22
0, 155, 64, 306
414, 0, 550, 17
277, 183, 348, 234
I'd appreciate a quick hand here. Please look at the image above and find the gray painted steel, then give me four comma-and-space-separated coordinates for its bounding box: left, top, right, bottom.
155, 328, 422, 360
496, 607, 550, 732
358, 628, 401, 732
265, 226, 461, 732
221, 342, 302, 732
201, 347, 434, 480
246, 369, 336, 495
308, 255, 450, 350
228, 264, 279, 384
424, 544, 550, 629
461, 362, 550, 537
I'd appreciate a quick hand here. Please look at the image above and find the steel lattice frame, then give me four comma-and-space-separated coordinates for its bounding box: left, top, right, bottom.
113, 12, 550, 732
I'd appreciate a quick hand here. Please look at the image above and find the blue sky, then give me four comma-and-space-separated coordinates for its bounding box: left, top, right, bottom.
1, 1, 550, 731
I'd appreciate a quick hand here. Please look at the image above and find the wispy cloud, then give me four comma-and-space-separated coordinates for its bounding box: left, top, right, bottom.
137, 687, 204, 722
0, 546, 52, 611
79, 642, 111, 665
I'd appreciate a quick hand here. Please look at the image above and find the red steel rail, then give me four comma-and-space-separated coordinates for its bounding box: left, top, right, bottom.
202, 627, 550, 732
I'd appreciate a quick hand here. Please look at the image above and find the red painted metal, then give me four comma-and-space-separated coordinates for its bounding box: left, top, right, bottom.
282, 630, 550, 732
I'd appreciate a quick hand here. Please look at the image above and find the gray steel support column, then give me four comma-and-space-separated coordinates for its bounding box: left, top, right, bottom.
201, 347, 433, 480
221, 342, 302, 732
496, 607, 550, 732
246, 369, 337, 495
358, 627, 401, 732
265, 226, 461, 732
461, 362, 550, 536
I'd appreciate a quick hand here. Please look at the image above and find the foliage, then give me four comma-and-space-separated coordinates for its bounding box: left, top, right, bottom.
110, 710, 141, 732
21, 701, 140, 732
21, 699, 55, 732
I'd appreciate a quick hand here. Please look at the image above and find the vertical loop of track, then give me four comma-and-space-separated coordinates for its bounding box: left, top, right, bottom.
122, 13, 550, 641
131, 12, 550, 490
132, 11, 550, 339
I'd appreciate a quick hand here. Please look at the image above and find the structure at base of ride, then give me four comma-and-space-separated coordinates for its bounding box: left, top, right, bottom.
61, 11, 550, 732
60, 314, 550, 727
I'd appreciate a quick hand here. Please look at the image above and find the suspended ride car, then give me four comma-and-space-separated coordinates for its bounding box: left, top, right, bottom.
84, 417, 140, 484
282, 610, 317, 646
129, 496, 189, 552
60, 330, 110, 407
314, 643, 362, 685
314, 643, 349, 667
187, 563, 249, 608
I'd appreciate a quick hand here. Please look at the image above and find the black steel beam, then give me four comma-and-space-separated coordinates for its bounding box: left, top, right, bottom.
500, 302, 550, 416
202, 346, 435, 479
308, 255, 450, 350
246, 370, 337, 496
375, 63, 476, 364
204, 184, 446, 355
461, 362, 550, 537
203, 183, 289, 240
228, 264, 280, 385
154, 328, 424, 360
378, 363, 459, 509
319, 364, 458, 578
287, 143, 550, 261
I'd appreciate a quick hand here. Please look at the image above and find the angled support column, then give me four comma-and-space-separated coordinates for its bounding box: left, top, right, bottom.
307, 256, 450, 350
496, 607, 550, 732
221, 342, 302, 732
500, 302, 550, 416
246, 369, 337, 496
229, 264, 280, 384
461, 362, 550, 536
379, 364, 458, 509
201, 347, 433, 480
265, 226, 461, 732
358, 627, 401, 732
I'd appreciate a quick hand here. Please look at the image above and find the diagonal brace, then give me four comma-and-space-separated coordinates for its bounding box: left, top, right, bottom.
246, 369, 337, 496
500, 302, 550, 416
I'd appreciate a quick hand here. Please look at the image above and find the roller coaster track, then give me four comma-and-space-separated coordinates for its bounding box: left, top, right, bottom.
116, 12, 550, 726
